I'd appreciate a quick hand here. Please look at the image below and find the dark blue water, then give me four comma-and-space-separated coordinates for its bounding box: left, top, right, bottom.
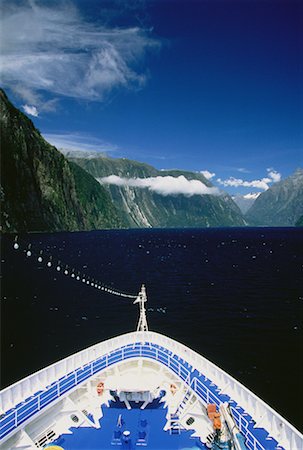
1, 228, 302, 430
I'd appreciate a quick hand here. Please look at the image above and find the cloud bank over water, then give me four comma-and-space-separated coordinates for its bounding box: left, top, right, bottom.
98, 175, 220, 197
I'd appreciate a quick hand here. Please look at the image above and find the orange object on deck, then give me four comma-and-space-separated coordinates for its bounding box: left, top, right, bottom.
213, 415, 222, 430
207, 403, 217, 420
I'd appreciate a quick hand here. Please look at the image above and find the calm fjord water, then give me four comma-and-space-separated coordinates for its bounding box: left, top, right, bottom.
1, 228, 303, 430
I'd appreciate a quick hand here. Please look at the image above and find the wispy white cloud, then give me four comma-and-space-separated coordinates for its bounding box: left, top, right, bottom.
98, 175, 220, 197
22, 104, 39, 117
1, 1, 159, 110
217, 169, 282, 191
237, 167, 250, 174
43, 132, 118, 154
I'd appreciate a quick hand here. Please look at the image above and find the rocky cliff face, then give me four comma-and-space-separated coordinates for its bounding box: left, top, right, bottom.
245, 169, 303, 226
0, 90, 123, 232
69, 156, 247, 228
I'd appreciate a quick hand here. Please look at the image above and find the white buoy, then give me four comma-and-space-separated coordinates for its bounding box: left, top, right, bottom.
56, 266, 61, 271
13, 243, 19, 250
76, 276, 80, 280
26, 250, 32, 257
38, 256, 43, 262
71, 273, 75, 278
64, 270, 68, 275
47, 261, 52, 267
82, 278, 85, 282
86, 280, 90, 285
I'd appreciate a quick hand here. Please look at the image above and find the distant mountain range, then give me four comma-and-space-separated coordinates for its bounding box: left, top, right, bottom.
68, 156, 246, 228
0, 89, 302, 232
60, 148, 106, 160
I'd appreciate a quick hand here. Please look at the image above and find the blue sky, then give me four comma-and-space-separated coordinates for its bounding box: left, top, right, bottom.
1, 0, 302, 196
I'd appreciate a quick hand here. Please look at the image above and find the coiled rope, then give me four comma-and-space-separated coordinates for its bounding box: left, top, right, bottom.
12, 236, 138, 300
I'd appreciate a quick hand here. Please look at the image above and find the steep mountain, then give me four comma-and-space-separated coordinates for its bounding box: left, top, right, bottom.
245, 169, 303, 226
0, 90, 123, 232
68, 156, 246, 228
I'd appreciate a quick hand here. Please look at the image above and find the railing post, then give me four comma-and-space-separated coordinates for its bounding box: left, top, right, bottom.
15, 410, 18, 427
38, 393, 41, 410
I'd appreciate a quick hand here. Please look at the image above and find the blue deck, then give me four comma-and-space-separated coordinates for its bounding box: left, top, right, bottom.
52, 401, 206, 450
0, 341, 284, 450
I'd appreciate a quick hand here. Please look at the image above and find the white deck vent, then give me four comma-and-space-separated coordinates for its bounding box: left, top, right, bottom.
34, 428, 56, 448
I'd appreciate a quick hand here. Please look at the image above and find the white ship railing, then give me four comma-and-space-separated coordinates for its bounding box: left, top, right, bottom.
0, 331, 302, 449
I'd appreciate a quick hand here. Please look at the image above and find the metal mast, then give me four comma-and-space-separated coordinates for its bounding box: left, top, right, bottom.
134, 284, 148, 332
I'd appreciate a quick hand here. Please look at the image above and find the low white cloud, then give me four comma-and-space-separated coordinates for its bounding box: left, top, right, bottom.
217, 177, 270, 191
22, 104, 39, 117
267, 168, 281, 182
200, 170, 216, 180
217, 168, 282, 191
1, 1, 159, 109
98, 175, 220, 197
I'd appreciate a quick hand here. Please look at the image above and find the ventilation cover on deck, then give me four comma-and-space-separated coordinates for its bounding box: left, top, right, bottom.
34, 429, 56, 448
